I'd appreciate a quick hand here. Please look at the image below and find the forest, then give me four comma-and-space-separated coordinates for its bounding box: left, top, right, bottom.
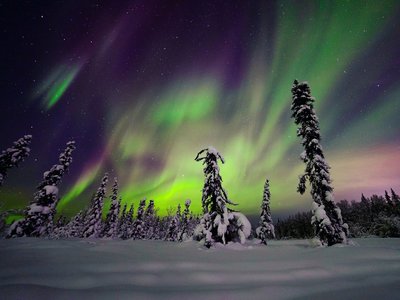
0, 81, 399, 247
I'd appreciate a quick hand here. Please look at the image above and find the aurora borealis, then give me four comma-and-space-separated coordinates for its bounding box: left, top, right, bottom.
1, 1, 400, 218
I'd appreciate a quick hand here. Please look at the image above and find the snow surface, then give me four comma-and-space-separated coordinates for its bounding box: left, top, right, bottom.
0, 238, 399, 300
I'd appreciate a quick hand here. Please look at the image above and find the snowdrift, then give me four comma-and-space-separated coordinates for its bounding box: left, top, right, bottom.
0, 238, 399, 299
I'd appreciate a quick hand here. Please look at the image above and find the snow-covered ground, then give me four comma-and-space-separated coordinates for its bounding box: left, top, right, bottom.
0, 238, 399, 300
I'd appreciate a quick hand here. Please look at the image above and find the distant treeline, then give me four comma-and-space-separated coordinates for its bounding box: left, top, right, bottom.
275, 189, 400, 239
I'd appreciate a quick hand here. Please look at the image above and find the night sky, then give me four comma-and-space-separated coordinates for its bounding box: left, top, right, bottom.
1, 1, 400, 217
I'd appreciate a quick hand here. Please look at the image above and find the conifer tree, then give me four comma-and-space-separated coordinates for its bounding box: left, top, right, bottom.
144, 200, 157, 239
256, 179, 275, 245
178, 199, 192, 242
361, 193, 368, 204
7, 141, 76, 238
165, 217, 178, 241
176, 204, 182, 221
0, 135, 32, 186
385, 190, 392, 204
194, 147, 251, 247
291, 80, 348, 246
66, 210, 86, 238
132, 198, 146, 239
384, 190, 394, 215
391, 189, 400, 206
82, 174, 108, 238
101, 178, 120, 238
124, 203, 135, 238
117, 203, 128, 238
152, 217, 163, 240
165, 205, 180, 242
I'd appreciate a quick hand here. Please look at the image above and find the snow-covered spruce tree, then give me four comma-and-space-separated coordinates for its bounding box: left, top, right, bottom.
7, 141, 76, 238
124, 203, 135, 239
101, 178, 121, 238
165, 218, 178, 241
144, 200, 157, 239
82, 174, 109, 238
0, 135, 32, 186
256, 179, 275, 245
165, 209, 179, 242
152, 217, 163, 240
178, 199, 192, 242
194, 147, 251, 247
66, 210, 86, 238
291, 80, 348, 246
158, 214, 171, 239
117, 203, 127, 238
132, 198, 146, 240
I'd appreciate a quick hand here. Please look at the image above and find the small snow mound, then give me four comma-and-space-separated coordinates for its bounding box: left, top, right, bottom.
309, 237, 324, 248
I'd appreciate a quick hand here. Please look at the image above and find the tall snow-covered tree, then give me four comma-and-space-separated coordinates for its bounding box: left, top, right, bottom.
178, 199, 191, 242
256, 179, 275, 245
291, 80, 348, 246
194, 147, 251, 247
132, 198, 146, 240
0, 135, 32, 186
7, 141, 76, 238
82, 174, 108, 238
101, 178, 120, 238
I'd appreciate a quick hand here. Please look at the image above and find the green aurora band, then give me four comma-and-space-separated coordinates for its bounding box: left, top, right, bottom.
35, 64, 82, 110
